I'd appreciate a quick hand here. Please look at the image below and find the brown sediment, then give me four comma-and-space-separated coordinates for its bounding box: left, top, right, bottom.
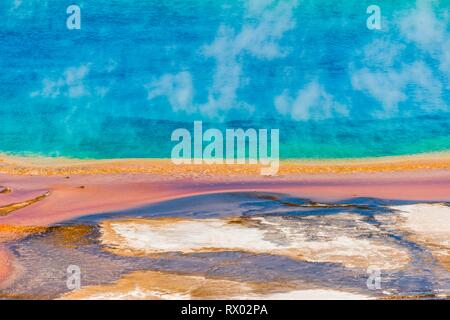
0, 191, 50, 217
257, 194, 280, 201
0, 224, 95, 295
380, 294, 450, 300
0, 245, 21, 290
279, 200, 370, 209
59, 270, 371, 300
0, 152, 450, 176
0, 225, 47, 243
0, 170, 449, 230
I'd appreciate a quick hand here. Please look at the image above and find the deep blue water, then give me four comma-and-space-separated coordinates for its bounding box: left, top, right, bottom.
0, 0, 449, 158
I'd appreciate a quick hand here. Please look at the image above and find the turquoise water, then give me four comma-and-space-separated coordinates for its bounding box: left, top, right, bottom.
5, 192, 450, 298
0, 0, 449, 159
